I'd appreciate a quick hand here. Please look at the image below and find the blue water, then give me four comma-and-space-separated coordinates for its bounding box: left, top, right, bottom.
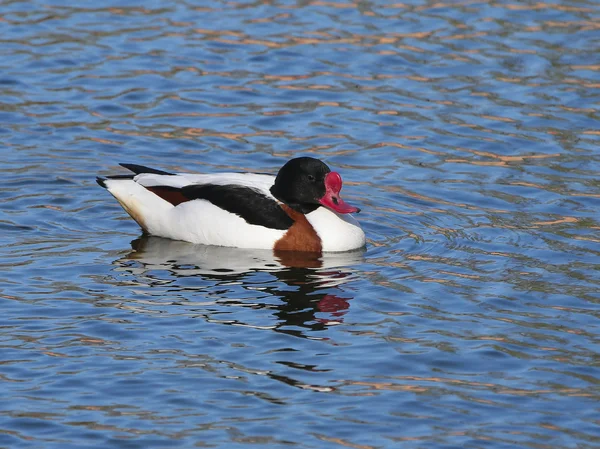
1, 1, 599, 448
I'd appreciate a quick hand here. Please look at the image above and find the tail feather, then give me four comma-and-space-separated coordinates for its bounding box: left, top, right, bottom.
97, 174, 135, 188
119, 164, 173, 176
99, 178, 174, 233
97, 163, 166, 189
97, 164, 180, 235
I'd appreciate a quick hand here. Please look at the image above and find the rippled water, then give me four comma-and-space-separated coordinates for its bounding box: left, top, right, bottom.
1, 1, 599, 448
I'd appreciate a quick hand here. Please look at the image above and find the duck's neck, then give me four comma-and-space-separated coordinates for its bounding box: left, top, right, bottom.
269, 186, 319, 214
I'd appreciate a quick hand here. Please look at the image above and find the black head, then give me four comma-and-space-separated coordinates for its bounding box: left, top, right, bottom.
270, 157, 331, 214
270, 157, 360, 215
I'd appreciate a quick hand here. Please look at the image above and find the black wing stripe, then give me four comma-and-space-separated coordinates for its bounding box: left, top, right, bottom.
181, 184, 294, 230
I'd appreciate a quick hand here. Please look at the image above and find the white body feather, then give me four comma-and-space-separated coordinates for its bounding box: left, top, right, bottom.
103, 172, 365, 252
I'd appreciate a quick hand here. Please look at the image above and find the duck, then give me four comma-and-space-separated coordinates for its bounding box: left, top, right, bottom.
97, 157, 365, 253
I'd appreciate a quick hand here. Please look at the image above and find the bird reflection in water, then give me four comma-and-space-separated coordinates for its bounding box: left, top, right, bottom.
114, 236, 365, 334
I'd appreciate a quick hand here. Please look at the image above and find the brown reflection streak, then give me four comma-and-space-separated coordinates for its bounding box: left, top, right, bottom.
107, 7, 155, 14
105, 126, 287, 142
438, 270, 482, 280
278, 84, 333, 90
345, 378, 595, 397
217, 85, 254, 92
406, 254, 483, 268
509, 181, 545, 190
263, 110, 292, 116
311, 1, 356, 8
479, 115, 516, 123
533, 217, 578, 226
565, 79, 600, 88
42, 351, 67, 357
571, 235, 600, 244
264, 74, 311, 81
398, 45, 426, 53
86, 137, 123, 145
194, 28, 244, 37
545, 21, 600, 29
560, 106, 596, 113
377, 142, 443, 156
446, 149, 560, 167
292, 133, 348, 141
79, 338, 107, 345
441, 32, 488, 40
246, 13, 291, 24
190, 28, 446, 52
315, 435, 377, 449
469, 150, 560, 162
505, 3, 593, 12
378, 184, 470, 209
446, 159, 504, 166
422, 278, 454, 285
289, 70, 378, 85
153, 112, 241, 118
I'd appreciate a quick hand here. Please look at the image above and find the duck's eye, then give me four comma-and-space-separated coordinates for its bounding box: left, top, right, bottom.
307, 174, 315, 182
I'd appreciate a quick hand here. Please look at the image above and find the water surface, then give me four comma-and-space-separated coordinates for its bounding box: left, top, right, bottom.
1, 1, 599, 448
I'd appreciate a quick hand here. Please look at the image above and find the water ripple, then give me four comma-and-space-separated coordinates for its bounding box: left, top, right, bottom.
1, 1, 599, 448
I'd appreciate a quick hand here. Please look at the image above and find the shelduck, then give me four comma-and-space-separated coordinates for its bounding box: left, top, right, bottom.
97, 157, 365, 253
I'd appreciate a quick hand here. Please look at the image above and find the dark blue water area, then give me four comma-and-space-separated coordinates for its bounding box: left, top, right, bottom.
1, 1, 599, 448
